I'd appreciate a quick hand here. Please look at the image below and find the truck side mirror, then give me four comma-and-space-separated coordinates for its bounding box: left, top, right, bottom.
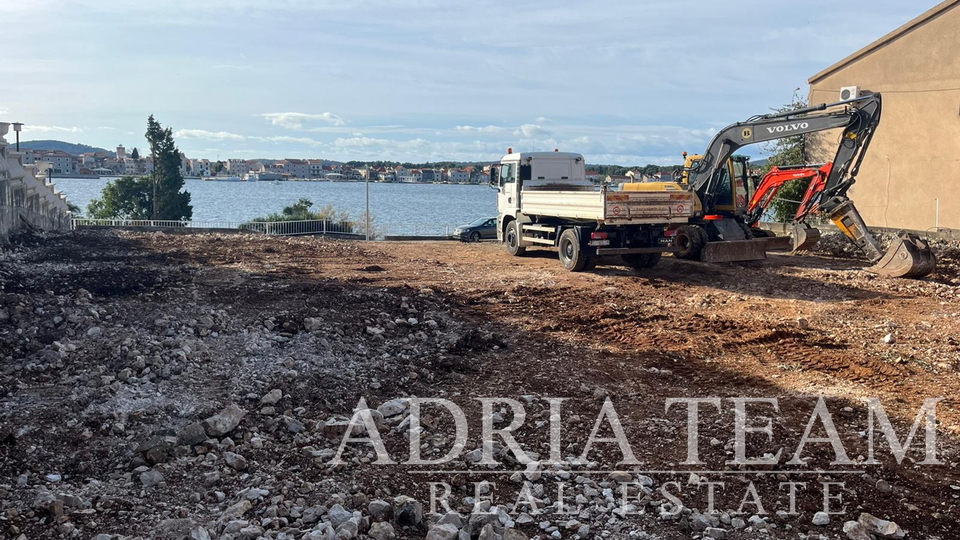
489, 166, 500, 189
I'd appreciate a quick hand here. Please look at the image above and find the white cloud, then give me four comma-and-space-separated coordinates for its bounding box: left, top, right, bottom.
455, 125, 507, 133
175, 129, 246, 141
515, 124, 548, 138
26, 125, 84, 133
260, 112, 346, 129
0, 107, 8, 116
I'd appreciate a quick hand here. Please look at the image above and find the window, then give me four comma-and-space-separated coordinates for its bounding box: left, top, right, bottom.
501, 163, 516, 185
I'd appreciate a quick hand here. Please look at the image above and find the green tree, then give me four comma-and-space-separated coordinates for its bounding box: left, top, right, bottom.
761, 89, 820, 222
130, 147, 140, 160
145, 115, 192, 220
89, 116, 192, 220
87, 176, 154, 219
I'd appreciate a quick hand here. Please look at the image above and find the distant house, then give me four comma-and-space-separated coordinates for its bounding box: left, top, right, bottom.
605, 175, 630, 185
448, 169, 470, 183
585, 170, 600, 181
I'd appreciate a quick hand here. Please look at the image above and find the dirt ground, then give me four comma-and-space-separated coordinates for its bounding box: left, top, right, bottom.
1, 229, 959, 540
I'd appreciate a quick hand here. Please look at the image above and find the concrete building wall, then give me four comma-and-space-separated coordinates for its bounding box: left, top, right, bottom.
808, 1, 960, 231
0, 125, 73, 243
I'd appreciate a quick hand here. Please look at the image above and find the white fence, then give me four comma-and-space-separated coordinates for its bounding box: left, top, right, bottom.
71, 218, 461, 239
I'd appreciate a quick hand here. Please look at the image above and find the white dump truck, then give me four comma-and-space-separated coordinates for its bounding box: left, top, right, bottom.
491, 150, 694, 271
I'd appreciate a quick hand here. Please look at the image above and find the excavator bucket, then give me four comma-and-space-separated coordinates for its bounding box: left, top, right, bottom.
701, 239, 768, 263
866, 234, 937, 278
791, 223, 822, 252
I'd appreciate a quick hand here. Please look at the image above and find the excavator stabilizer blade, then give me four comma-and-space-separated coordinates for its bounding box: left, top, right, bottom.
866, 234, 937, 278
700, 239, 768, 263
791, 224, 821, 252
764, 235, 793, 251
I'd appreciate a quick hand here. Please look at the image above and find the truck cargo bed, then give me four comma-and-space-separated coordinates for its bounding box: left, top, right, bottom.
520, 187, 694, 225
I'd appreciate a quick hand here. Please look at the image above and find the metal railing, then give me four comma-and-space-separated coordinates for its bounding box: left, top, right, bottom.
72, 218, 465, 240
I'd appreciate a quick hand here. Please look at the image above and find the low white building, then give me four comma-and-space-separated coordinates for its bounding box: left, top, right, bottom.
448, 169, 469, 183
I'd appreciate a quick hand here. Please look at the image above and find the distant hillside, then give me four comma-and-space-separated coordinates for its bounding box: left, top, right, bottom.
15, 140, 114, 156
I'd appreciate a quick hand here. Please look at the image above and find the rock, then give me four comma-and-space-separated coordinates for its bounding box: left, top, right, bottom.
883, 333, 896, 345
843, 521, 872, 540
305, 524, 335, 540
283, 415, 306, 433
368, 522, 396, 540
335, 518, 359, 540
33, 491, 63, 517
304, 523, 336, 540
857, 513, 905, 538
139, 469, 164, 488
502, 530, 528, 540
377, 399, 408, 417
303, 318, 323, 332
797, 317, 810, 329
436, 511, 465, 529
425, 523, 459, 540
87, 326, 102, 336
224, 451, 248, 471
177, 422, 207, 446
156, 518, 200, 540
704, 527, 727, 540
201, 404, 246, 437
260, 389, 283, 405
812, 511, 830, 526
220, 500, 252, 521
394, 496, 423, 526
44, 473, 62, 483
202, 471, 220, 486
608, 471, 632, 483
328, 504, 354, 528
368, 500, 393, 520
690, 514, 712, 532
876, 479, 893, 493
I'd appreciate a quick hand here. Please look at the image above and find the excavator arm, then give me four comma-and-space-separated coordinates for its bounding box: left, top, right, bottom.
745, 163, 832, 228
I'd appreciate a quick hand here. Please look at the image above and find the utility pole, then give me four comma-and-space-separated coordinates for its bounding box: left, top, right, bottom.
365, 169, 371, 241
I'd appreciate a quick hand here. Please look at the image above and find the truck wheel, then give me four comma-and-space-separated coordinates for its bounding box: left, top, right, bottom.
675, 225, 707, 260
558, 229, 587, 271
505, 221, 526, 256
621, 253, 651, 268
643, 252, 662, 268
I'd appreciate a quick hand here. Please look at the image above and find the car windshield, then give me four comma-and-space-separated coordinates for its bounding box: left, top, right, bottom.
470, 217, 493, 226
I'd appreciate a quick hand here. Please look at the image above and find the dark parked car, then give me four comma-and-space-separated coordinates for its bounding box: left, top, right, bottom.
451, 217, 497, 242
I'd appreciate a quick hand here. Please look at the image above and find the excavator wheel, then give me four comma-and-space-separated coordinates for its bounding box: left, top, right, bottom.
674, 225, 707, 260
867, 234, 937, 279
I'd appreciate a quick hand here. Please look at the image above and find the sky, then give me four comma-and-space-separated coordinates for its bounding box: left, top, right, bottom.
0, 0, 934, 165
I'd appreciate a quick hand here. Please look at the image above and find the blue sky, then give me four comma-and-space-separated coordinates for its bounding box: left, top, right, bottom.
0, 0, 932, 165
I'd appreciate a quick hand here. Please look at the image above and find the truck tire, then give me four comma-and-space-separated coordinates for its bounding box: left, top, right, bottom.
675, 225, 707, 260
558, 229, 587, 271
505, 221, 526, 256
622, 252, 662, 269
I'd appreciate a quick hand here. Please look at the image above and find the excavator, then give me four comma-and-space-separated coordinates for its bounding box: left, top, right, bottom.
624, 92, 935, 278
745, 161, 935, 278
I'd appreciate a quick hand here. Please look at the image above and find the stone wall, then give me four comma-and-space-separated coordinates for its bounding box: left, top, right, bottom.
0, 122, 72, 244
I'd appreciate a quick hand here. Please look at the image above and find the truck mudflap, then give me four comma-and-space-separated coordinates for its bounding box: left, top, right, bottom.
700, 239, 768, 263
866, 234, 937, 278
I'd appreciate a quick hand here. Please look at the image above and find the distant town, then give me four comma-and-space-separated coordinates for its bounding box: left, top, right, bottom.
22, 143, 686, 185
